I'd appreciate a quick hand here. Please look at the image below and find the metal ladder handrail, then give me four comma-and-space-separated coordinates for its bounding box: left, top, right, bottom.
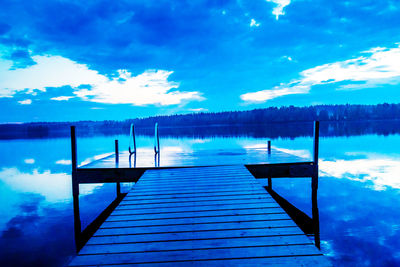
128, 123, 136, 155
154, 122, 160, 154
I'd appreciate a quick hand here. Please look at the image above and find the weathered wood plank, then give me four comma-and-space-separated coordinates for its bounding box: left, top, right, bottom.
126, 185, 265, 196
88, 227, 304, 245
121, 194, 273, 205
102, 213, 290, 228
96, 255, 331, 266
70, 165, 330, 266
108, 207, 285, 221
69, 244, 323, 266
113, 202, 280, 215
132, 181, 262, 190
122, 190, 267, 201
95, 221, 299, 236
117, 198, 277, 210
80, 235, 314, 255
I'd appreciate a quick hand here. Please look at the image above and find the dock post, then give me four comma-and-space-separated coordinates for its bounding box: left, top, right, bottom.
312, 121, 320, 249
267, 140, 271, 154
115, 140, 121, 197
267, 140, 272, 188
312, 121, 319, 190
71, 126, 82, 251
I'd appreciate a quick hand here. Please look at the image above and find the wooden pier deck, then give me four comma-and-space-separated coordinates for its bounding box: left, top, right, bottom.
69, 165, 330, 266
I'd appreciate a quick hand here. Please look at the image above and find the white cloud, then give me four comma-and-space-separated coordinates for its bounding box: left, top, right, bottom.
18, 99, 32, 105
241, 85, 310, 102
0, 55, 106, 97
241, 44, 400, 103
266, 0, 291, 20
250, 19, 260, 27
51, 96, 74, 101
0, 168, 102, 202
300, 45, 400, 90
55, 159, 71, 165
0, 55, 204, 106
24, 158, 35, 164
74, 69, 204, 106
188, 108, 208, 112
320, 154, 400, 191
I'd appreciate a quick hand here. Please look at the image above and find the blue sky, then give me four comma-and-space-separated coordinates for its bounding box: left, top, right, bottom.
1, 0, 400, 122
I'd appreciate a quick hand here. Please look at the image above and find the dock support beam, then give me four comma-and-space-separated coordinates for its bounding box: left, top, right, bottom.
71, 126, 81, 251
312, 121, 320, 249
267, 140, 272, 189
115, 140, 121, 197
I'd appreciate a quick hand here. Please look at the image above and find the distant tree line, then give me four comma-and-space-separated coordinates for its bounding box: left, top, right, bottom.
127, 103, 400, 127
1, 103, 400, 139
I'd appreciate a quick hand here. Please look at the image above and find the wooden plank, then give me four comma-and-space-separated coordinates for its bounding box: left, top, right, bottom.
98, 255, 331, 266
141, 172, 253, 179
137, 175, 252, 183
70, 165, 330, 266
135, 177, 253, 186
246, 163, 314, 178
126, 185, 265, 196
132, 180, 262, 190
113, 202, 280, 215
102, 213, 290, 228
80, 235, 314, 255
117, 198, 277, 210
69, 244, 323, 266
107, 207, 285, 221
122, 190, 267, 201
88, 227, 304, 245
120, 193, 272, 205
95, 221, 299, 236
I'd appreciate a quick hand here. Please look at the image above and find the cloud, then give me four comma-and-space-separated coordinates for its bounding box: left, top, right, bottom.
74, 69, 204, 106
241, 85, 310, 102
188, 108, 208, 112
266, 0, 291, 20
320, 154, 400, 191
0, 55, 204, 106
250, 19, 260, 27
24, 158, 35, 164
241, 44, 400, 103
18, 99, 32, 105
55, 159, 71, 165
50, 96, 74, 101
0, 167, 103, 202
300, 45, 400, 90
0, 55, 106, 97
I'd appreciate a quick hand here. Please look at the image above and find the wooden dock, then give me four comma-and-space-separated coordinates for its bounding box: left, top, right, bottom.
69, 165, 330, 266
68, 122, 331, 266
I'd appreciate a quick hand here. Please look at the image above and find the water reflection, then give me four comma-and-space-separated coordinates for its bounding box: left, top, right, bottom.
320, 153, 400, 190
2, 124, 400, 266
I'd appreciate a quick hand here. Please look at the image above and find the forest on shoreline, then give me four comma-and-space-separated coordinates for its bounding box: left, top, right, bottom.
2, 103, 400, 139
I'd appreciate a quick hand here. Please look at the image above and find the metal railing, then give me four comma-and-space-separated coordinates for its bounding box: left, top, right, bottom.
154, 122, 160, 155
129, 123, 136, 155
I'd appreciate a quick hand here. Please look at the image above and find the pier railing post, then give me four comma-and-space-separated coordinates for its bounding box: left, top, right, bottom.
312, 121, 320, 249
154, 122, 160, 154
71, 126, 82, 251
312, 121, 319, 190
267, 140, 272, 189
115, 139, 121, 197
267, 140, 271, 154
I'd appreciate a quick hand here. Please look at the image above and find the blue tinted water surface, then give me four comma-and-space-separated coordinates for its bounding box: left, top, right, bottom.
1, 126, 400, 266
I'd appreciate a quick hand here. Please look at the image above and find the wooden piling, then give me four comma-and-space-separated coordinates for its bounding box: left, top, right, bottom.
115, 140, 121, 197
70, 126, 81, 251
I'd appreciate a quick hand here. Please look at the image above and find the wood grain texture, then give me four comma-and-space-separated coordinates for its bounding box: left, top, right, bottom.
69, 165, 331, 266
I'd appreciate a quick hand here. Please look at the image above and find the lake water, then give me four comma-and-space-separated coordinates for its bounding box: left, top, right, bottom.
1, 121, 400, 266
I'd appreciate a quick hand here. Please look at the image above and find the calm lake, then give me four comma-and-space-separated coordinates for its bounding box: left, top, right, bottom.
1, 121, 400, 266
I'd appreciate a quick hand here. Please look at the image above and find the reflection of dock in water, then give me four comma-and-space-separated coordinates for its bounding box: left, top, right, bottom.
68, 122, 331, 266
